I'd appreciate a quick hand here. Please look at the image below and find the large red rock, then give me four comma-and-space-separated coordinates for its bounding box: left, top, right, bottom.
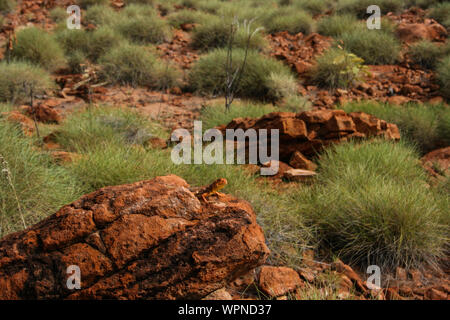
0, 175, 269, 299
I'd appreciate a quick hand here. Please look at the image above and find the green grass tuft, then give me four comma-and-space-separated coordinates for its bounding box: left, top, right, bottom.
0, 62, 54, 104
98, 43, 180, 88
189, 48, 296, 101
339, 28, 401, 65
0, 116, 82, 237
342, 101, 450, 153
303, 140, 448, 270
12, 27, 66, 72
437, 55, 450, 100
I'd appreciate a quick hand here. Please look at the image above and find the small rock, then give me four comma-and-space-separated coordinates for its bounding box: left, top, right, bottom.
283, 169, 317, 182
258, 266, 303, 297
289, 151, 317, 171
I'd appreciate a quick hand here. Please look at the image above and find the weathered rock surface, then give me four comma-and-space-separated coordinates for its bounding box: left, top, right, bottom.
421, 146, 450, 178
24, 103, 62, 124
258, 266, 303, 297
221, 110, 400, 164
1, 111, 35, 136
0, 175, 269, 299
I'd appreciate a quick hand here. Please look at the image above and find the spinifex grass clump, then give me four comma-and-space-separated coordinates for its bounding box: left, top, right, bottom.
85, 4, 119, 26
12, 27, 66, 71
116, 5, 171, 44
408, 40, 444, 69
343, 101, 450, 153
437, 55, 450, 100
339, 28, 401, 65
336, 0, 404, 18
0, 115, 81, 237
0, 62, 54, 104
98, 43, 180, 88
262, 7, 314, 34
77, 0, 109, 9
189, 48, 296, 101
191, 17, 266, 51
302, 140, 447, 270
55, 106, 166, 153
0, 0, 15, 12
317, 14, 360, 37
310, 47, 369, 90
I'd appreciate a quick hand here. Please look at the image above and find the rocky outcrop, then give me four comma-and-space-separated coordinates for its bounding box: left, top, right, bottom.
0, 175, 269, 299
221, 109, 400, 165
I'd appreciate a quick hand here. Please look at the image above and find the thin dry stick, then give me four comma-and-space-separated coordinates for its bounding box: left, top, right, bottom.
0, 155, 27, 229
224, 18, 263, 111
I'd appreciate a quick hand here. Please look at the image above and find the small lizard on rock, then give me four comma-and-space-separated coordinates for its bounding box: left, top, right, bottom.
195, 178, 228, 202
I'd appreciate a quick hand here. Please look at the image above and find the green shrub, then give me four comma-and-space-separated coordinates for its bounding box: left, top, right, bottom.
56, 106, 166, 153
99, 43, 180, 88
191, 17, 266, 51
0, 62, 54, 104
263, 8, 314, 34
278, 94, 312, 113
77, 0, 109, 9
408, 40, 443, 69
167, 9, 211, 28
292, 0, 335, 15
69, 143, 155, 191
55, 29, 90, 55
0, 119, 81, 237
310, 48, 369, 89
0, 0, 15, 12
124, 0, 154, 4
66, 50, 88, 73
427, 3, 450, 28
339, 28, 401, 65
12, 27, 66, 71
87, 26, 125, 61
49, 7, 67, 23
337, 0, 404, 18
122, 3, 158, 17
317, 14, 360, 37
342, 101, 450, 153
304, 140, 447, 270
116, 14, 171, 44
437, 55, 450, 100
189, 48, 296, 101
85, 4, 119, 26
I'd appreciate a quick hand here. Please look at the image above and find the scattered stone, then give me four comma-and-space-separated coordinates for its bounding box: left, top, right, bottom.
1, 111, 35, 136
258, 266, 303, 297
283, 169, 316, 182
145, 137, 168, 149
